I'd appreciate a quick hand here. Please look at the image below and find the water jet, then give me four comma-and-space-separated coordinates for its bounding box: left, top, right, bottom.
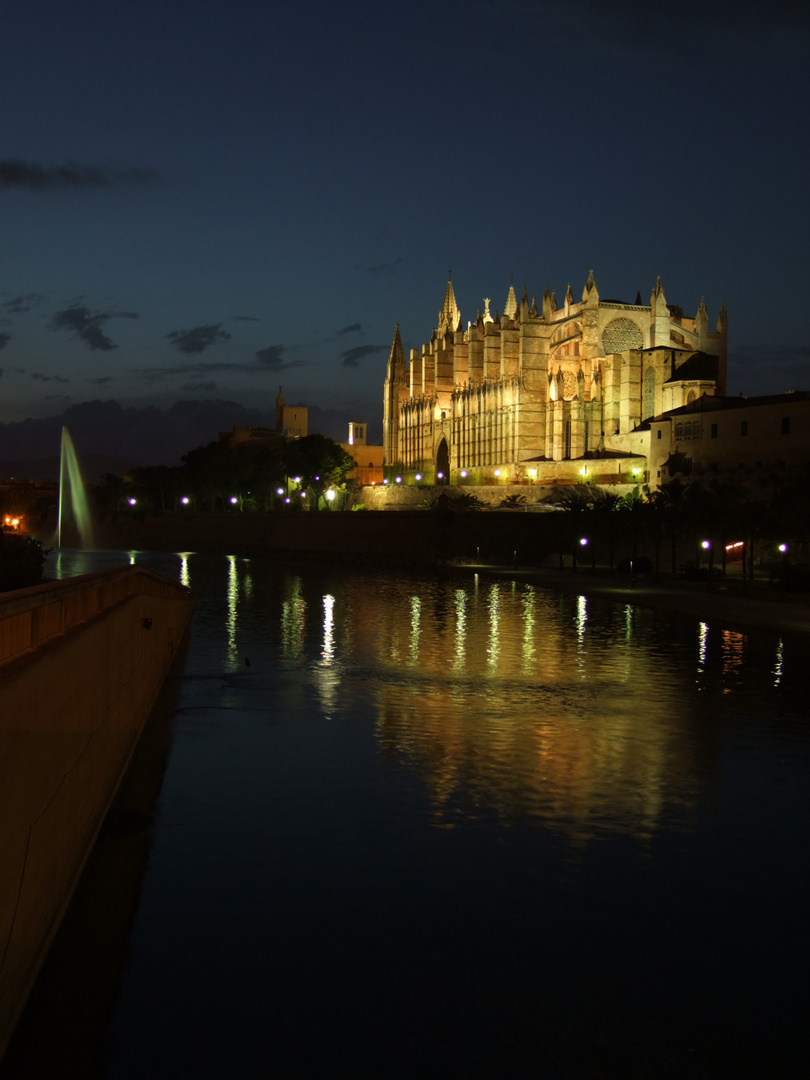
57, 426, 94, 548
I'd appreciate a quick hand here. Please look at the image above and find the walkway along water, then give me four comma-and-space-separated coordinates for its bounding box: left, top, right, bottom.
0, 566, 194, 1058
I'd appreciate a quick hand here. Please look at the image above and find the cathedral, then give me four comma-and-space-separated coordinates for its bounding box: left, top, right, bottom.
383, 273, 727, 486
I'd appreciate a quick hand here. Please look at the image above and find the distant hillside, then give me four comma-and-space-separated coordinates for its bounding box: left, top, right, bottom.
0, 398, 380, 474
0, 456, 134, 483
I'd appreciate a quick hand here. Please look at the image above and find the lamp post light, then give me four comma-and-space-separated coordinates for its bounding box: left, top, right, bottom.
702, 540, 714, 590
326, 489, 336, 508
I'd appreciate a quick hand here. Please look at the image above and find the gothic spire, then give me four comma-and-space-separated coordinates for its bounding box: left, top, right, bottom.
504, 284, 518, 319
438, 277, 460, 334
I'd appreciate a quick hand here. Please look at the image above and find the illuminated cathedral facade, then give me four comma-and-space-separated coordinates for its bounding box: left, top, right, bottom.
383, 273, 727, 486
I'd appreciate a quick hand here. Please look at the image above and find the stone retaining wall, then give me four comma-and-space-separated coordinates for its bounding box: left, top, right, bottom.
0, 567, 194, 1058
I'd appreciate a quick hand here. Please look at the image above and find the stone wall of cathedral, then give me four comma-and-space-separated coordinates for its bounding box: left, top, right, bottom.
383, 274, 727, 486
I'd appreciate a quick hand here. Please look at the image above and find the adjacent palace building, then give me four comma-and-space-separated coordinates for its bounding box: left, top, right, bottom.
383, 272, 733, 489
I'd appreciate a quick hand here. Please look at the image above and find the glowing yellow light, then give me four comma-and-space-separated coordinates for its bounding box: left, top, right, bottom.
494, 469, 501, 477
579, 467, 587, 477
460, 469, 467, 477
326, 489, 336, 501
528, 469, 537, 478
395, 476, 402, 483
415, 473, 422, 480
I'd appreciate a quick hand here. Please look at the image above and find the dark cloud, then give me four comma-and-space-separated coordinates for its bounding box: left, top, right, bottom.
166, 324, 231, 354
255, 344, 302, 370
89, 376, 114, 385
3, 293, 45, 314
339, 344, 388, 368
366, 258, 406, 277
488, 1, 810, 50
0, 333, 9, 350
338, 322, 362, 336
115, 311, 140, 320
49, 305, 118, 350
31, 372, 70, 383
0, 159, 160, 191
233, 315, 260, 322
45, 394, 71, 402
180, 381, 220, 392
137, 350, 304, 384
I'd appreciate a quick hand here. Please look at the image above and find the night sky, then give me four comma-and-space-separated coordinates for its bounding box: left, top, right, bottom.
1, 0, 808, 461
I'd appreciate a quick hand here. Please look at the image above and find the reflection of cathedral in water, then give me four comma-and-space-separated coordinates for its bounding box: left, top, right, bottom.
207, 558, 787, 847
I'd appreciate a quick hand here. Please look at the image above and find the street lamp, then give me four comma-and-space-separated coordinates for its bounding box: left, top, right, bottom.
702, 540, 714, 590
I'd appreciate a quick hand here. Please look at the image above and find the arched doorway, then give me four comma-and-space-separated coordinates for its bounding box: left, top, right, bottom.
436, 438, 450, 483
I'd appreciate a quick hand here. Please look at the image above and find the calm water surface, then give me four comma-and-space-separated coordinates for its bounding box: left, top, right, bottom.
32, 553, 810, 1075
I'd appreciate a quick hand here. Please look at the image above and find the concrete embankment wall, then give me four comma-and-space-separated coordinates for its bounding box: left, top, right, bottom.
68, 508, 570, 566
0, 567, 194, 1058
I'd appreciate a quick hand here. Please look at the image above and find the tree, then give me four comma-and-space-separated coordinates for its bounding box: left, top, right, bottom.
286, 435, 355, 508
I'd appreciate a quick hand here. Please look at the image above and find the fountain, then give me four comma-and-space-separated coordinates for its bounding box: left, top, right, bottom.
57, 426, 94, 548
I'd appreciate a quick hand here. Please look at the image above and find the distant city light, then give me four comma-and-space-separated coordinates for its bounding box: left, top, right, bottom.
277, 487, 284, 496
285, 497, 291, 504
702, 540, 711, 549
293, 476, 301, 483
579, 467, 587, 477
128, 497, 136, 506
580, 537, 588, 546
437, 472, 444, 479
326, 489, 336, 501
494, 469, 501, 477
230, 496, 238, 505
460, 470, 467, 477
528, 469, 537, 478
415, 473, 422, 480
779, 543, 788, 553
395, 476, 402, 483
181, 496, 189, 505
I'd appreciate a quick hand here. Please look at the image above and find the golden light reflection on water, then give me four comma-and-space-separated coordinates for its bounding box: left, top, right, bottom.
774, 639, 784, 687
314, 593, 340, 717
256, 573, 791, 845
453, 589, 467, 673
721, 630, 745, 681
281, 576, 306, 660
487, 584, 500, 670
226, 555, 238, 670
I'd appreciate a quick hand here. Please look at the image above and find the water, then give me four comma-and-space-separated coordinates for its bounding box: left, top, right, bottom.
57, 426, 93, 548
16, 552, 810, 1077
